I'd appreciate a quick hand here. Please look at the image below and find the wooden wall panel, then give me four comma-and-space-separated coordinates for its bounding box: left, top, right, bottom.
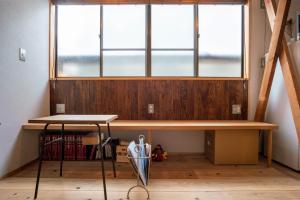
50, 80, 248, 120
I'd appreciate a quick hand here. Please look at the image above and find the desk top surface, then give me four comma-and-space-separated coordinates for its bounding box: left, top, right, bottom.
28, 115, 118, 124
24, 120, 278, 131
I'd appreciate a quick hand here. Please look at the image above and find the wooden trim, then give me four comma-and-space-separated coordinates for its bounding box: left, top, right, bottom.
22, 121, 278, 131
243, 0, 251, 79
254, 0, 291, 122
51, 77, 247, 81
263, 0, 300, 142
49, 1, 56, 80
52, 0, 246, 5
1, 158, 38, 179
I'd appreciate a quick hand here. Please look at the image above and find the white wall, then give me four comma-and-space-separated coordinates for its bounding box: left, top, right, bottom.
265, 54, 299, 169
0, 0, 49, 178
248, 0, 270, 120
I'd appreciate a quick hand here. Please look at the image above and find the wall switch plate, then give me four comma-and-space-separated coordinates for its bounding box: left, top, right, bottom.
148, 104, 154, 114
232, 104, 241, 115
56, 104, 65, 114
19, 48, 26, 62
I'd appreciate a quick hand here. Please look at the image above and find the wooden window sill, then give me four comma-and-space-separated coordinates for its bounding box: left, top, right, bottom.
50, 77, 248, 81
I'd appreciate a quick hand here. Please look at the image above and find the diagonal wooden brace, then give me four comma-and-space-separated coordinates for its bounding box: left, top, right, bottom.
267, 0, 300, 142
256, 0, 300, 142
254, 0, 291, 123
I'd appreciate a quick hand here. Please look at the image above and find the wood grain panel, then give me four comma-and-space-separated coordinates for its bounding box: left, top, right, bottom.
50, 80, 248, 120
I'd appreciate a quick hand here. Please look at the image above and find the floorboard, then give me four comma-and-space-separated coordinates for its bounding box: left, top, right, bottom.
1, 154, 300, 200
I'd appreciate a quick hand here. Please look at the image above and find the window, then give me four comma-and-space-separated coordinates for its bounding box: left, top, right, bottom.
198, 5, 243, 77
55, 5, 244, 78
103, 5, 146, 76
151, 5, 194, 76
57, 6, 100, 77
103, 51, 145, 76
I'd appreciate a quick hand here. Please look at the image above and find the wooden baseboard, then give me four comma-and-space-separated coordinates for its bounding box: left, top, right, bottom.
1, 158, 38, 179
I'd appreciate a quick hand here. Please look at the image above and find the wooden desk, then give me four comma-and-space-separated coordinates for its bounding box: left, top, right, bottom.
29, 115, 118, 200
23, 120, 277, 167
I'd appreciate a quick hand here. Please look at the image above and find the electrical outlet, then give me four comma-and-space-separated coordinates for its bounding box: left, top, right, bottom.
56, 104, 65, 114
207, 140, 211, 146
232, 104, 241, 115
19, 48, 26, 62
148, 104, 154, 114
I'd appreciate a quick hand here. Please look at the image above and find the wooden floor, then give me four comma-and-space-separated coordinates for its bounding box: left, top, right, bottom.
1, 154, 300, 200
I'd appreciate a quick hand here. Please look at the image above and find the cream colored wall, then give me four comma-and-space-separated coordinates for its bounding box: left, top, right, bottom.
0, 0, 50, 177
248, 0, 270, 120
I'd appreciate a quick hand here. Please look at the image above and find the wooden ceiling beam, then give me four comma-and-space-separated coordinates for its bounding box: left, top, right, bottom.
254, 0, 291, 122
263, 0, 300, 142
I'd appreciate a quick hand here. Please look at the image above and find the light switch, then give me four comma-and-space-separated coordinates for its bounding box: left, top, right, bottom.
148, 104, 154, 114
19, 48, 26, 62
232, 104, 241, 115
56, 104, 65, 114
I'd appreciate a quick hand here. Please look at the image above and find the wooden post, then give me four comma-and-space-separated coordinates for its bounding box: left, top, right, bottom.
49, 0, 56, 79
254, 0, 291, 122
147, 130, 152, 145
264, 0, 300, 143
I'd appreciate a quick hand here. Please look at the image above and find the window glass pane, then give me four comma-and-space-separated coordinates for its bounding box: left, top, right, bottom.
57, 5, 100, 77
152, 51, 194, 76
57, 56, 100, 77
198, 5, 242, 77
152, 5, 194, 49
103, 5, 145, 48
103, 51, 145, 76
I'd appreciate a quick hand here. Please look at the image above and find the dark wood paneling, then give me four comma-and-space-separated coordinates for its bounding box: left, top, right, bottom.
50, 80, 248, 120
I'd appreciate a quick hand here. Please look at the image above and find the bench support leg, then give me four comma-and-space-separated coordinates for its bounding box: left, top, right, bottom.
97, 124, 107, 200
60, 124, 64, 177
267, 130, 273, 167
34, 124, 49, 199
107, 123, 116, 178
147, 130, 152, 144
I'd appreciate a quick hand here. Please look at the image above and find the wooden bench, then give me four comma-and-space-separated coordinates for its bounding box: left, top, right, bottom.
22, 120, 278, 166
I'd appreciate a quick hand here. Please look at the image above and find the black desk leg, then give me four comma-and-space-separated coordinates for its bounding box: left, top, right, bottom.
97, 124, 107, 200
107, 123, 117, 178
60, 124, 65, 177
34, 124, 49, 199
